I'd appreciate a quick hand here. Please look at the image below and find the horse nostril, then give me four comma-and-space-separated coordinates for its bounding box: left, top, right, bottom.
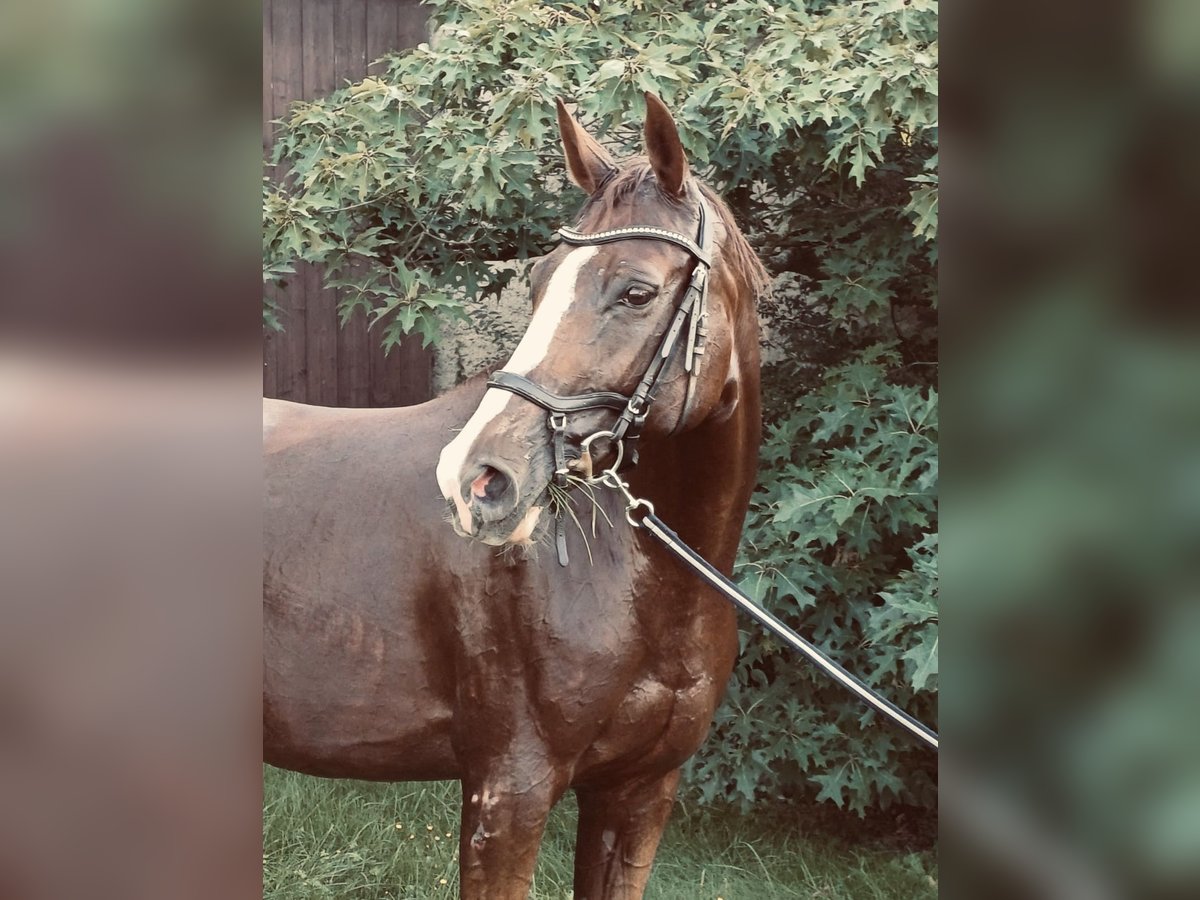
469, 465, 511, 505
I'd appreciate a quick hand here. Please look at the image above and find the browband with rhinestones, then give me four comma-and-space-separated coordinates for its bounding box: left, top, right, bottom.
558, 225, 711, 266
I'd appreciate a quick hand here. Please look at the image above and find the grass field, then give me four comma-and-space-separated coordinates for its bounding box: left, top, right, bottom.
264, 767, 937, 899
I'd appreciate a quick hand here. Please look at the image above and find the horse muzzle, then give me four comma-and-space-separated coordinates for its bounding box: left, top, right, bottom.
463, 461, 519, 525
437, 414, 557, 547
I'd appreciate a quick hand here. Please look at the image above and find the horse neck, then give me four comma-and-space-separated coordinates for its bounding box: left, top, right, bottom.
629, 306, 761, 572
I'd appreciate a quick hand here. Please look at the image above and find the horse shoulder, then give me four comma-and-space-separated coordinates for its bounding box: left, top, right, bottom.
262, 397, 319, 454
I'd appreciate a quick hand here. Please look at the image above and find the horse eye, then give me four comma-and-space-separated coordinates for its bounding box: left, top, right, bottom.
622, 285, 658, 307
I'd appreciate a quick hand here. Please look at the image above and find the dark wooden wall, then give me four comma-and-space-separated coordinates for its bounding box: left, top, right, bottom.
263, 0, 432, 407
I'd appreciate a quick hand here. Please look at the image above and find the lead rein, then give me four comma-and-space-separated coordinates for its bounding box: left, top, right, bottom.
593, 466, 940, 752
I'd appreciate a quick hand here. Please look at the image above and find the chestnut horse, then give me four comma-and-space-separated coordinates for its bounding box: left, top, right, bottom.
264, 94, 768, 899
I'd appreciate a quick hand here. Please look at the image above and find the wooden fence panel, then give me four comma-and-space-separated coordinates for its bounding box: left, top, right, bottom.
333, 0, 372, 408
262, 0, 278, 399
267, 0, 306, 403
263, 0, 433, 407
301, 0, 338, 406
362, 0, 427, 408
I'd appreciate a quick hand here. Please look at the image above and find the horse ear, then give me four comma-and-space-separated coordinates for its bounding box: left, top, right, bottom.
643, 92, 688, 197
556, 98, 616, 195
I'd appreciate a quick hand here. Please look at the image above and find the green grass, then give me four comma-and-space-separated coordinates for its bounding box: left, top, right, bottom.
264, 767, 936, 899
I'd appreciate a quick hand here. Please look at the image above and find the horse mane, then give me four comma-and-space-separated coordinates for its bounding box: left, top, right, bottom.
578, 160, 771, 304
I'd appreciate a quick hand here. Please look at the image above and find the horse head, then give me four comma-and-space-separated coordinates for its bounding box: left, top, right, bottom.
437, 93, 763, 548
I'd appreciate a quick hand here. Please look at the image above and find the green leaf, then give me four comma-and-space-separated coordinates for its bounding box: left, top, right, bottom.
596, 58, 626, 82
812, 764, 851, 808
734, 766, 758, 803
903, 633, 939, 691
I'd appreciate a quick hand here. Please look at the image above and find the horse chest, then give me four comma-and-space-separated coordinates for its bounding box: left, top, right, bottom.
445, 556, 731, 772
582, 575, 739, 772
520, 575, 735, 776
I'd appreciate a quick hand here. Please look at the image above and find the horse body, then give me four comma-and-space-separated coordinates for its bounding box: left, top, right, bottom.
264, 360, 756, 776
264, 94, 767, 899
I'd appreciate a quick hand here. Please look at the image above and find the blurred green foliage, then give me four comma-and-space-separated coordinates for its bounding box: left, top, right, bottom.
264, 0, 938, 815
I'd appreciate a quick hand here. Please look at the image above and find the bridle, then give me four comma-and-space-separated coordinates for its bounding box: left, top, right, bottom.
486, 196, 715, 514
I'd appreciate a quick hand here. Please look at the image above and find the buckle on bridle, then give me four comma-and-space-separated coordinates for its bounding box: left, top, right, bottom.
577, 430, 654, 527
580, 429, 624, 483
549, 413, 569, 484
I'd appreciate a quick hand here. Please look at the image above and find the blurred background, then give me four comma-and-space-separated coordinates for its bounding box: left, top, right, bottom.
944, 0, 1200, 897
0, 0, 262, 898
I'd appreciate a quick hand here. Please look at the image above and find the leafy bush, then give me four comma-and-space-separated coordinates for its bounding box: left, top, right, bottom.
264, 0, 938, 815
685, 351, 938, 815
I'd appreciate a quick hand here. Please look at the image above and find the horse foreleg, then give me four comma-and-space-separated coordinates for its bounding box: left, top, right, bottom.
457, 756, 569, 900
571, 768, 681, 900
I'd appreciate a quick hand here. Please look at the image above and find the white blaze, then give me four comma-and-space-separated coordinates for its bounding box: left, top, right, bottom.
502, 246, 598, 374
435, 247, 598, 529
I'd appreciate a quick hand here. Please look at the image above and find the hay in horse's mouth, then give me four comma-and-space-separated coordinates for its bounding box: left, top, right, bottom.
443, 467, 614, 561
500, 503, 544, 545
442, 485, 548, 548
544, 476, 615, 565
